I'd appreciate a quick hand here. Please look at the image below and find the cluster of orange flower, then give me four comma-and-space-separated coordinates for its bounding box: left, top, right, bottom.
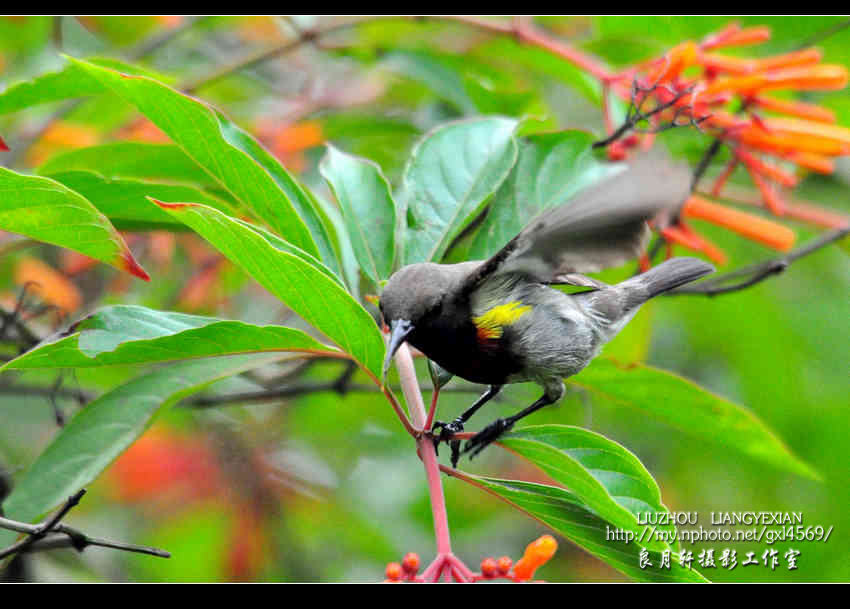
603, 23, 850, 265
384, 535, 558, 582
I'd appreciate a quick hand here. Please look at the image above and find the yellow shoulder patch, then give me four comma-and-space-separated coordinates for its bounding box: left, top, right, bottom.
473, 301, 532, 341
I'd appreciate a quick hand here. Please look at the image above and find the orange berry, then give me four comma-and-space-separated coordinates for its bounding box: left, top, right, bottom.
480, 557, 498, 578
385, 562, 403, 581
497, 556, 513, 575
402, 553, 420, 575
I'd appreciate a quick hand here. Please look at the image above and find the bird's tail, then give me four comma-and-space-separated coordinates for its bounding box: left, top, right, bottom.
576, 257, 714, 330
619, 257, 715, 309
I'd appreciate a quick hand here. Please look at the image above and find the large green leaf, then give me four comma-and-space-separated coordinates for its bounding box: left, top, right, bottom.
319, 145, 397, 282
44, 171, 234, 231
0, 57, 173, 115
468, 130, 616, 259
37, 142, 215, 187
572, 358, 820, 480
0, 353, 284, 548
499, 425, 673, 552
0, 305, 340, 372
401, 116, 519, 264
0, 168, 148, 279
457, 474, 707, 582
70, 58, 322, 260
152, 200, 385, 381
215, 116, 341, 274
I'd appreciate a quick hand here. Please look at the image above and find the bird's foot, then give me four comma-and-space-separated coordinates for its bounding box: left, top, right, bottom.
462, 418, 514, 461
430, 419, 464, 467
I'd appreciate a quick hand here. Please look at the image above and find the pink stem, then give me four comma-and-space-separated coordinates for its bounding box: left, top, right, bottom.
424, 386, 440, 431
394, 343, 453, 556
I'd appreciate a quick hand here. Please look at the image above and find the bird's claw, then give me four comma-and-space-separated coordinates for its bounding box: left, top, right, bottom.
431, 419, 465, 467
462, 418, 514, 461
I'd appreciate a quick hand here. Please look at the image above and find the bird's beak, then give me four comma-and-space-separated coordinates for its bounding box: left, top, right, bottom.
383, 319, 414, 379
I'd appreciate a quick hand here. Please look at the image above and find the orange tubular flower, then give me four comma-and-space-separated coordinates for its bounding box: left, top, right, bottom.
645, 41, 698, 84
605, 22, 848, 267
683, 195, 796, 251
736, 147, 798, 188
750, 95, 836, 123
705, 64, 849, 96
512, 535, 558, 581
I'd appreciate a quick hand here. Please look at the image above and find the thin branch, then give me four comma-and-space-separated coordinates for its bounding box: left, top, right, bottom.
593, 81, 708, 149
181, 17, 381, 93
668, 227, 850, 296
124, 16, 212, 61
0, 489, 169, 560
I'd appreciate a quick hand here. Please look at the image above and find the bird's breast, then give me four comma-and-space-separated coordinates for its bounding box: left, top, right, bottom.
407, 301, 526, 385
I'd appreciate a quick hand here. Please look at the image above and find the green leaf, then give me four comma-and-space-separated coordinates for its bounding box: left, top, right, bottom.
215, 116, 341, 274
152, 201, 385, 381
499, 424, 674, 552
468, 130, 616, 259
572, 358, 820, 480
37, 142, 214, 187
70, 57, 322, 259
0, 167, 148, 279
0, 353, 284, 547
458, 474, 707, 582
44, 171, 235, 231
0, 305, 340, 372
383, 49, 477, 114
0, 57, 173, 115
402, 116, 519, 264
320, 145, 397, 282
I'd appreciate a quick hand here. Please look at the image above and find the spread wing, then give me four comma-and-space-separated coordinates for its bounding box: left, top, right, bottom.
463, 155, 691, 291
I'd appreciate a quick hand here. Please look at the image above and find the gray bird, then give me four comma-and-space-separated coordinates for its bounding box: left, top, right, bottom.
380, 156, 714, 466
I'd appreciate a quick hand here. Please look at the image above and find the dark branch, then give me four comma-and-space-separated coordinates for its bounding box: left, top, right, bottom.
668, 227, 850, 296
593, 81, 708, 149
0, 489, 169, 560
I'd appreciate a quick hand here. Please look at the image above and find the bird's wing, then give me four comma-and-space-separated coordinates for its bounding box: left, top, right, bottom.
462, 155, 691, 291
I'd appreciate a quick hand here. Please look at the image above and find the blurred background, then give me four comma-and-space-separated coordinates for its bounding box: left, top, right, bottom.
0, 16, 848, 582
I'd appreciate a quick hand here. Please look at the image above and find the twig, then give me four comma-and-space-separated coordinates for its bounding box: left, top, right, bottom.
124, 16, 212, 61
669, 227, 850, 296
0, 489, 169, 560
593, 81, 708, 149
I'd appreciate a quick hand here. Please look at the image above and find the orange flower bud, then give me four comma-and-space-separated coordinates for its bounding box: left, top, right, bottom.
764, 116, 850, 146
385, 562, 403, 581
698, 52, 756, 75
737, 148, 798, 188
683, 195, 795, 251
646, 41, 698, 84
750, 95, 836, 123
704, 64, 849, 96
746, 164, 787, 215
497, 556, 513, 575
480, 557, 498, 578
513, 535, 558, 581
755, 48, 822, 72
782, 151, 834, 174
401, 553, 420, 575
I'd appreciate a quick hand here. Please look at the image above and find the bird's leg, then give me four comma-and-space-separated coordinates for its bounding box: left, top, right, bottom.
431, 385, 502, 465
462, 391, 559, 461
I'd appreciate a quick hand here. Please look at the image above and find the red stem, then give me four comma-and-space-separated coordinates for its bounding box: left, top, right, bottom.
393, 343, 453, 555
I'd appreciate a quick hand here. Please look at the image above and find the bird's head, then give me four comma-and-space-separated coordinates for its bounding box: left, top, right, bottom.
380, 262, 472, 377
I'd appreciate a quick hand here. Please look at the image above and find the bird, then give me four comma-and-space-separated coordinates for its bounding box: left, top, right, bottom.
379, 155, 715, 467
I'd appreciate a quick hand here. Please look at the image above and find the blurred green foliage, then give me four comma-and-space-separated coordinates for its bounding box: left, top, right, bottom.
0, 16, 848, 582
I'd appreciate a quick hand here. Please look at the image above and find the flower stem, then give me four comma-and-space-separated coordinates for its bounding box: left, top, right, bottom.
393, 343, 452, 555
